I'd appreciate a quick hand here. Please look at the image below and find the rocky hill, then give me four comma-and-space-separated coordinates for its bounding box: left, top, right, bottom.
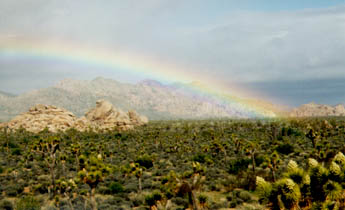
290, 103, 345, 117
0, 77, 277, 120
1, 100, 148, 133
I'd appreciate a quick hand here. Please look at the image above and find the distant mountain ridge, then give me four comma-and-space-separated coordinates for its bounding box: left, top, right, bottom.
0, 77, 278, 121
2, 78, 344, 121
0, 90, 15, 97
290, 103, 345, 117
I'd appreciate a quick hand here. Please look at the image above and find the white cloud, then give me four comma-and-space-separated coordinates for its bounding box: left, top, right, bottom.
0, 1, 345, 87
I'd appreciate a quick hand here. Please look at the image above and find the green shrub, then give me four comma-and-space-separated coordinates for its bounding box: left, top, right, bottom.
124, 182, 137, 193
238, 190, 252, 202
198, 194, 208, 204
4, 142, 18, 149
97, 186, 110, 194
131, 195, 144, 207
6, 184, 24, 197
11, 148, 21, 156
152, 191, 162, 202
145, 194, 156, 207
226, 194, 234, 201
33, 182, 49, 194
276, 143, 294, 155
192, 153, 210, 163
145, 191, 162, 207
109, 182, 124, 194
43, 205, 58, 210
171, 197, 189, 208
229, 201, 237, 208
0, 199, 14, 210
16, 196, 40, 210
71, 195, 88, 209
135, 154, 153, 169
228, 158, 251, 174
79, 189, 88, 195
255, 155, 265, 166
98, 203, 112, 210
102, 196, 125, 206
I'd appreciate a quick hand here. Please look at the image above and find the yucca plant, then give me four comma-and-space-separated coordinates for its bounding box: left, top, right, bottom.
76, 154, 110, 210
323, 181, 343, 201
309, 161, 330, 202
256, 175, 301, 209
256, 176, 273, 204
257, 153, 345, 209
284, 160, 311, 206
284, 160, 307, 186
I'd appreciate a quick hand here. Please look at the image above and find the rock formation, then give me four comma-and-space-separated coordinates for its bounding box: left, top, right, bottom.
3, 104, 78, 133
128, 110, 149, 125
84, 100, 148, 131
0, 100, 148, 133
290, 103, 345, 117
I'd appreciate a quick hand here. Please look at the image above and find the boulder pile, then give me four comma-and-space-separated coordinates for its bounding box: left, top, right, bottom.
81, 100, 148, 131
0, 100, 148, 133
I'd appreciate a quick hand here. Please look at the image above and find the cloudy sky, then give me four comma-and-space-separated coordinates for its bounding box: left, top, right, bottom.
1, 0, 345, 106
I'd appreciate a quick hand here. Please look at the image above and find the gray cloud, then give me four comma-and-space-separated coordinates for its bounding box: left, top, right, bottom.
0, 1, 345, 105
244, 78, 345, 107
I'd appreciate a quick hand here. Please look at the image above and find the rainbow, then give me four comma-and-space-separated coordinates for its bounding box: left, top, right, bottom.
0, 39, 279, 118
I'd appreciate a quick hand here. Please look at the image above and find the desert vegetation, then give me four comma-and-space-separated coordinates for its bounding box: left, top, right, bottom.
1, 117, 345, 209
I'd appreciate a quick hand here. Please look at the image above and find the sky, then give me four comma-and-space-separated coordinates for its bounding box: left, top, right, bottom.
0, 0, 345, 106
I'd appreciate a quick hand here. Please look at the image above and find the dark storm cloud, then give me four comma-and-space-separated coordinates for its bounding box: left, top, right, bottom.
244, 78, 345, 107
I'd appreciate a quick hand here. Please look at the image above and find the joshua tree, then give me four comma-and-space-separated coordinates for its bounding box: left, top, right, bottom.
55, 178, 77, 209
121, 162, 144, 193
264, 151, 281, 182
60, 154, 67, 177
244, 140, 260, 190
306, 127, 319, 149
269, 122, 279, 141
76, 154, 110, 210
71, 143, 81, 169
232, 134, 243, 156
245, 141, 258, 174
163, 162, 206, 210
31, 136, 61, 198
2, 126, 13, 159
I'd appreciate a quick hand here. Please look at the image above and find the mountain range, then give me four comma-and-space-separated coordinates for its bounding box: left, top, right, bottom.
0, 77, 343, 122
0, 77, 280, 122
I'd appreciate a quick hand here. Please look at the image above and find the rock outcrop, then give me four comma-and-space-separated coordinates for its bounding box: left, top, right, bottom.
3, 104, 78, 133
290, 103, 345, 117
83, 100, 148, 130
128, 110, 149, 125
0, 100, 148, 133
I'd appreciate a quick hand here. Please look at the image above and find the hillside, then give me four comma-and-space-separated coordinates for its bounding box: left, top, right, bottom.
290, 102, 345, 117
0, 77, 277, 121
